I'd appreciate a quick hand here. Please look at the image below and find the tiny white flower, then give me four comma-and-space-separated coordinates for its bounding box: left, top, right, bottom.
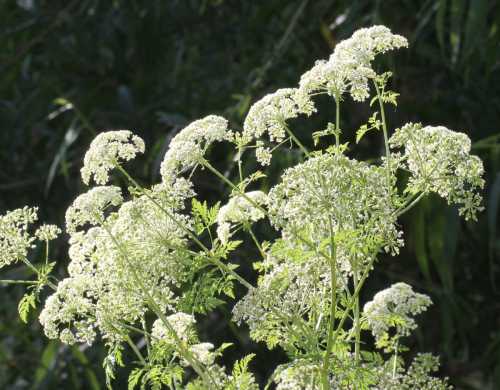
65, 186, 123, 234
35, 224, 61, 241
81, 130, 145, 185
242, 88, 315, 164
299, 25, 408, 101
160, 115, 230, 182
389, 123, 485, 220
216, 191, 268, 243
363, 282, 432, 343
0, 206, 38, 269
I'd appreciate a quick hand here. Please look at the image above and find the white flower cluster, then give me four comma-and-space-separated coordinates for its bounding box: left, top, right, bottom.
216, 190, 268, 244
363, 282, 432, 343
81, 130, 145, 185
39, 275, 98, 345
189, 342, 216, 366
65, 186, 123, 234
274, 361, 323, 390
233, 239, 336, 351
243, 88, 315, 164
6, 25, 483, 389
390, 123, 484, 220
374, 353, 452, 390
152, 312, 196, 343
268, 151, 402, 275
299, 25, 408, 101
0, 206, 38, 269
41, 181, 194, 345
160, 115, 230, 182
152, 313, 216, 366
35, 224, 61, 241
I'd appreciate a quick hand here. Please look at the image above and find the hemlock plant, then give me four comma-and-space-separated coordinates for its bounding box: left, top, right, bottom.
0, 26, 484, 389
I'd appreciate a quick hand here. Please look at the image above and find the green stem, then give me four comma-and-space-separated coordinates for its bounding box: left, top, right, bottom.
335, 95, 340, 147
247, 226, 266, 259
395, 192, 425, 217
321, 240, 337, 390
284, 123, 310, 157
373, 81, 391, 184
21, 258, 57, 290
45, 241, 49, 266
0, 279, 36, 285
237, 145, 244, 181
392, 339, 399, 379
329, 253, 378, 352
125, 335, 147, 366
353, 265, 360, 364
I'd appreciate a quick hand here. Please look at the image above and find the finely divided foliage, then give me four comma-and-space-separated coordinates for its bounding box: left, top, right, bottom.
0, 26, 483, 389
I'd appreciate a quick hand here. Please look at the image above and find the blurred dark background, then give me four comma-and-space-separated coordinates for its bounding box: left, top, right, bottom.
1, 0, 499, 389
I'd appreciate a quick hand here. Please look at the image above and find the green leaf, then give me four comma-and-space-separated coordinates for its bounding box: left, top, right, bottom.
128, 368, 145, 390
18, 292, 36, 323
355, 124, 370, 144
381, 91, 399, 106
355, 112, 381, 143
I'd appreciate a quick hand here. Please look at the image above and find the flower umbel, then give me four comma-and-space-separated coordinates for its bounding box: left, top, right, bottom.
0, 206, 38, 269
65, 186, 123, 234
160, 115, 230, 181
389, 123, 485, 220
299, 25, 408, 101
363, 282, 432, 348
81, 130, 145, 185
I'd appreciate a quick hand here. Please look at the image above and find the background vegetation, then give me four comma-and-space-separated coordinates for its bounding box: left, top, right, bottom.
1, 0, 499, 388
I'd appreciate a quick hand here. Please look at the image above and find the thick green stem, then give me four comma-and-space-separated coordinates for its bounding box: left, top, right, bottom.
353, 267, 360, 364
321, 240, 337, 390
125, 335, 147, 366
392, 339, 399, 379
395, 192, 425, 217
335, 95, 340, 147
